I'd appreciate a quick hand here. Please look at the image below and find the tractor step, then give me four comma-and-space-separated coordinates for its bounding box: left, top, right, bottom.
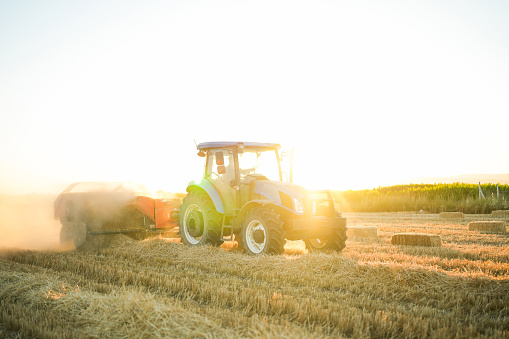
220, 224, 234, 242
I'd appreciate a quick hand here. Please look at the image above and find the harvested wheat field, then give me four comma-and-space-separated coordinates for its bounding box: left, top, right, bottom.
1, 205, 509, 338
346, 226, 378, 240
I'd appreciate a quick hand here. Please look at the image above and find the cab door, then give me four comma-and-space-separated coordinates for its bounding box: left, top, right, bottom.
206, 149, 237, 214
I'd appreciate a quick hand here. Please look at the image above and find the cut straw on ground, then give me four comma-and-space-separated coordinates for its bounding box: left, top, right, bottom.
346, 226, 378, 240
1, 212, 509, 338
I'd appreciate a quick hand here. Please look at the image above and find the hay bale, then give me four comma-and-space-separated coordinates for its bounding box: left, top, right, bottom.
468, 221, 506, 234
346, 226, 378, 240
391, 233, 442, 247
492, 210, 509, 217
439, 212, 464, 219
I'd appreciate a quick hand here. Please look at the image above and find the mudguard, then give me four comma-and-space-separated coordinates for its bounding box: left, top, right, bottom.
186, 179, 225, 214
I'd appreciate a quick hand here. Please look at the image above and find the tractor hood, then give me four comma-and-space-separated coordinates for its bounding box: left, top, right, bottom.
253, 180, 307, 214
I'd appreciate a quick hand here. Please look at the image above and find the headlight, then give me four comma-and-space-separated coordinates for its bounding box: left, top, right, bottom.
293, 198, 304, 214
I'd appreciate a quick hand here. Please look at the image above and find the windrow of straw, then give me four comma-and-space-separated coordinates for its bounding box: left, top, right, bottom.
438, 212, 464, 219
468, 221, 507, 234
346, 226, 378, 240
391, 233, 442, 247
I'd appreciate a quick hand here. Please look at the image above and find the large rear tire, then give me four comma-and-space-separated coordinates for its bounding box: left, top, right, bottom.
239, 206, 286, 255
179, 190, 224, 247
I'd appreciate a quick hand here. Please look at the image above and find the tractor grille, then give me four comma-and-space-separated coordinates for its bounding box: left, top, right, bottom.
303, 190, 335, 217
279, 191, 294, 210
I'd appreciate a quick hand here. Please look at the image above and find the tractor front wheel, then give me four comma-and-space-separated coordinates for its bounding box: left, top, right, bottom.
305, 227, 347, 252
179, 190, 223, 247
239, 207, 286, 255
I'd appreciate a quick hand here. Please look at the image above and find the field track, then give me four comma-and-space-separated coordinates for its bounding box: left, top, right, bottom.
1, 212, 508, 338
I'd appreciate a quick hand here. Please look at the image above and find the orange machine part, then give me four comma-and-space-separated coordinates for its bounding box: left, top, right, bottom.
135, 196, 179, 229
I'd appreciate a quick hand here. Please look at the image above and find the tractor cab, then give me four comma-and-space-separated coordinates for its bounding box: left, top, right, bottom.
201, 142, 284, 212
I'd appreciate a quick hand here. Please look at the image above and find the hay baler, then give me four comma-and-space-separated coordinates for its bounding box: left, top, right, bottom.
54, 182, 180, 248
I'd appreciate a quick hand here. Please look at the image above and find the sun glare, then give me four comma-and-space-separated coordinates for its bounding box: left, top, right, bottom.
0, 1, 508, 194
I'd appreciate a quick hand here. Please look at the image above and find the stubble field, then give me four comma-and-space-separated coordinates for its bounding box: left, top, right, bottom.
0, 196, 508, 338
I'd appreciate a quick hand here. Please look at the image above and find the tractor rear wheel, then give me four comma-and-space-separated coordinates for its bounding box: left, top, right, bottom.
305, 226, 347, 252
179, 190, 223, 247
239, 207, 286, 255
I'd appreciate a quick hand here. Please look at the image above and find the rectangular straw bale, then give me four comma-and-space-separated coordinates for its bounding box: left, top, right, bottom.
468, 221, 506, 234
492, 210, 509, 217
346, 226, 377, 240
391, 233, 442, 247
439, 212, 464, 219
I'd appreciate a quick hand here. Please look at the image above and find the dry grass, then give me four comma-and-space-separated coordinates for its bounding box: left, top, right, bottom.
0, 211, 508, 338
468, 221, 507, 234
439, 211, 465, 219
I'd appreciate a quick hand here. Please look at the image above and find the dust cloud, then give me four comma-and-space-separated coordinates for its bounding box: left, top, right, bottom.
0, 194, 62, 250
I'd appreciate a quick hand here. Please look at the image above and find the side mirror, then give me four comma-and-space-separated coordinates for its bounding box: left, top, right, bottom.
215, 152, 224, 165
217, 165, 226, 174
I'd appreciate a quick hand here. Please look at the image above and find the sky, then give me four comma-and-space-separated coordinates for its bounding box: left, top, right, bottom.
0, 0, 508, 194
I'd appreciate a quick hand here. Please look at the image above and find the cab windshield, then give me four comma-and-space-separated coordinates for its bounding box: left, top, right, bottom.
238, 149, 281, 181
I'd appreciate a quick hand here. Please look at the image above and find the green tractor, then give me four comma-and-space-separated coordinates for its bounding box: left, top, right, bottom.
178, 142, 347, 255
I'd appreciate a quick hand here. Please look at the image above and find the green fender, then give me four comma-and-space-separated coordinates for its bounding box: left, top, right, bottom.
186, 179, 225, 214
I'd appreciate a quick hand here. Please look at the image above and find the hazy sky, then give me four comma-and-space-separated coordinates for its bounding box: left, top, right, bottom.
1, 0, 508, 194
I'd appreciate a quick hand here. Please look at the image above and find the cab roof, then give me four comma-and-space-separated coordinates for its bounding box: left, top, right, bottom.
197, 142, 280, 151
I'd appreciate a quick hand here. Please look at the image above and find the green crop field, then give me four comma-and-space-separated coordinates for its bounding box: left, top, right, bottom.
333, 183, 509, 213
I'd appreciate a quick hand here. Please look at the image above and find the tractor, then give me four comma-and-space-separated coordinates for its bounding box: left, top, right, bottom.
179, 142, 347, 254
